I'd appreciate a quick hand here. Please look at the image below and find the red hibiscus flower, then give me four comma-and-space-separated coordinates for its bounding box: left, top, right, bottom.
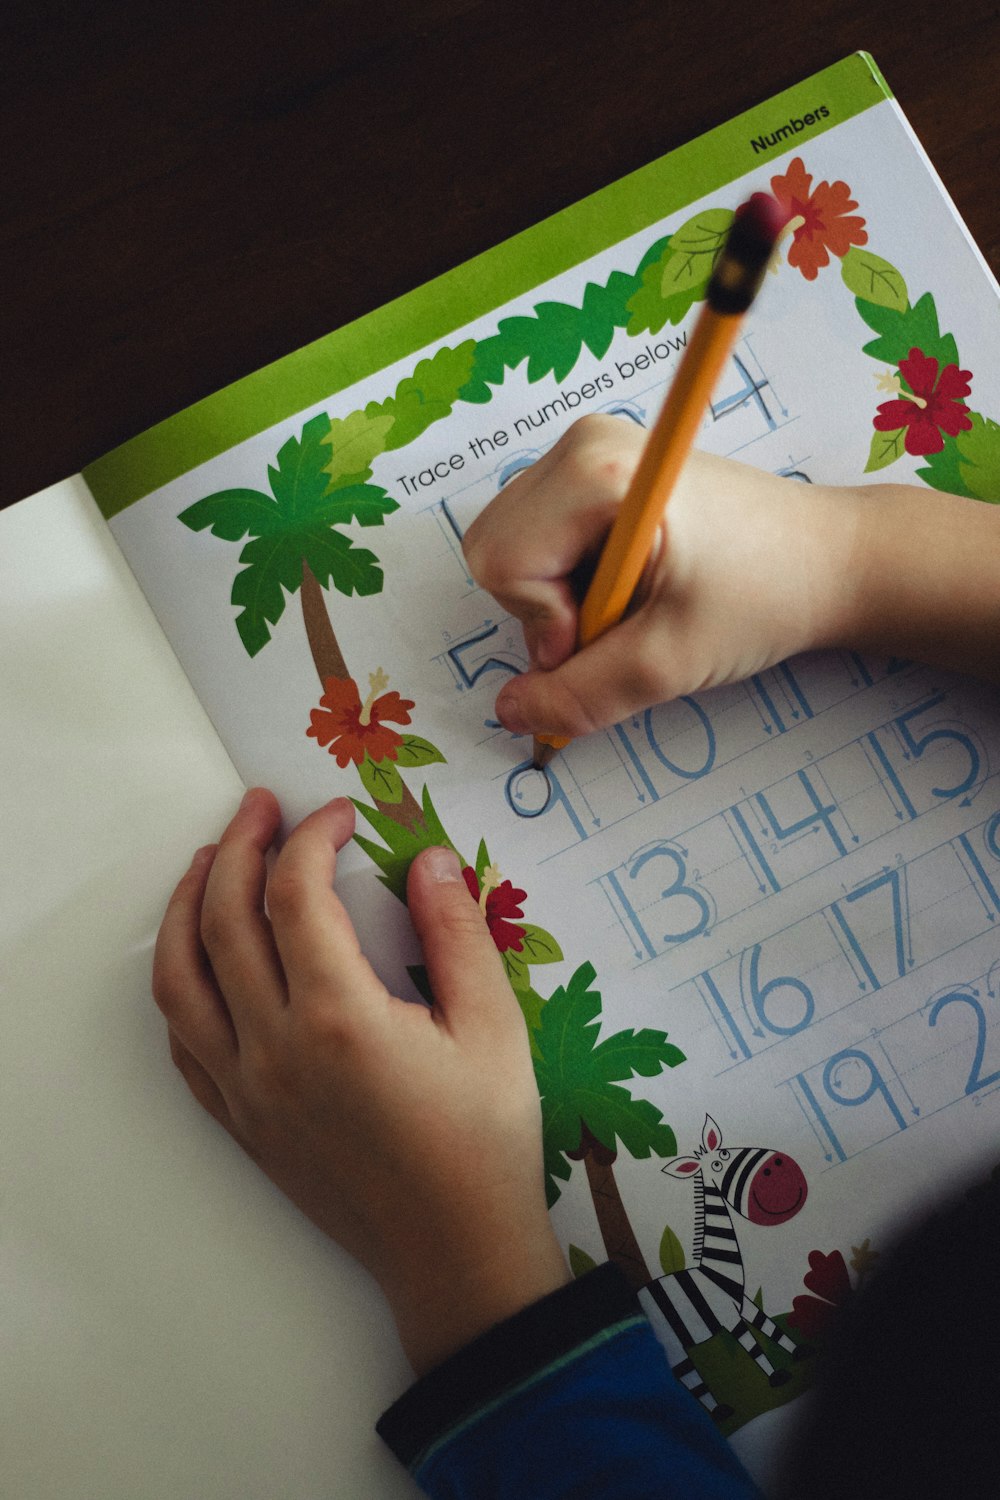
307, 670, 414, 767
768, 157, 867, 280
873, 347, 973, 456
462, 865, 527, 953
787, 1249, 853, 1340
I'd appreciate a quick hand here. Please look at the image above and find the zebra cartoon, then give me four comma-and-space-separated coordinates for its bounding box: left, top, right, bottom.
639, 1114, 810, 1422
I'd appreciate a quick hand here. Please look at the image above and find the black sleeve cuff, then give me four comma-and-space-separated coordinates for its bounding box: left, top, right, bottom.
376, 1262, 640, 1470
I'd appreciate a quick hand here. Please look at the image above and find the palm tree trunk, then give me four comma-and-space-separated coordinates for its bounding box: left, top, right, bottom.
577, 1123, 652, 1292
300, 558, 424, 833
301, 559, 350, 681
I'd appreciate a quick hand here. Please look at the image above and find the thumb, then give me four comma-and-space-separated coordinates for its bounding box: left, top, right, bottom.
494, 611, 669, 738
406, 846, 516, 1030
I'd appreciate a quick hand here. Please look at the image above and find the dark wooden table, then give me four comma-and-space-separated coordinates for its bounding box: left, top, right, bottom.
3, 0, 998, 509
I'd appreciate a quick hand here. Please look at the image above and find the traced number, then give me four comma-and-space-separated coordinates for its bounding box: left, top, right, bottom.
757, 770, 846, 856
823, 1049, 907, 1131
894, 696, 981, 799
448, 623, 523, 689
741, 944, 815, 1036
711, 353, 775, 431
627, 842, 713, 944
643, 697, 717, 781
928, 990, 1000, 1094
985, 812, 1000, 863
829, 866, 910, 990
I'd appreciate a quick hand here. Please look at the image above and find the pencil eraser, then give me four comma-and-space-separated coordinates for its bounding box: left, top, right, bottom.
734, 191, 786, 250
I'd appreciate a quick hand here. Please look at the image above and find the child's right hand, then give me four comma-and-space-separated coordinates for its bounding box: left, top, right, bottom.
463, 414, 859, 738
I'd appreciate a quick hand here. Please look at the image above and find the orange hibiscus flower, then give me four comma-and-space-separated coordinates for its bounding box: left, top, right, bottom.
769, 157, 867, 280
307, 669, 414, 767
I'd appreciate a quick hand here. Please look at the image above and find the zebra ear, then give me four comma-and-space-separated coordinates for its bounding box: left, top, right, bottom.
662, 1156, 701, 1177
702, 1115, 723, 1152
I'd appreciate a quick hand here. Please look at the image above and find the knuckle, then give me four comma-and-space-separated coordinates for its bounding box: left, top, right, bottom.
265, 865, 310, 930
630, 632, 673, 705
199, 904, 240, 955
152, 953, 184, 1014
436, 887, 497, 948
461, 512, 502, 588
548, 675, 602, 737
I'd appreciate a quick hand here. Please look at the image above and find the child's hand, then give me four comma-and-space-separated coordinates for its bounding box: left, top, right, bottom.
463, 414, 856, 736
153, 789, 569, 1375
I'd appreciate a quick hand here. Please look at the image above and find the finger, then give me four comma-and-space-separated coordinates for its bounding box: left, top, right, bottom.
406, 846, 516, 1035
267, 797, 384, 1010
464, 418, 640, 672
153, 845, 238, 1074
200, 788, 286, 1036
167, 1027, 240, 1137
493, 605, 676, 738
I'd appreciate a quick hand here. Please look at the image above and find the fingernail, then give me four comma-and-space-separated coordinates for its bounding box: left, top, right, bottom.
496, 682, 528, 735
191, 844, 215, 869
425, 846, 462, 882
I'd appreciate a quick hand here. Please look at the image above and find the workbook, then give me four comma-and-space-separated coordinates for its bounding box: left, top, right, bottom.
7, 50, 1000, 1498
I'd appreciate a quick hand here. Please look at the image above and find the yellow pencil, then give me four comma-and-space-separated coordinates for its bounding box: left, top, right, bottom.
532, 192, 785, 769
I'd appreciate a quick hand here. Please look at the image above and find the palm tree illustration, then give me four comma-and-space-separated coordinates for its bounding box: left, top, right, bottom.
178, 411, 423, 830
534, 961, 685, 1291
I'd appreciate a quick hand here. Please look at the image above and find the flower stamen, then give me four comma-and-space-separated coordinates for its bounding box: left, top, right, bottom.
874, 369, 927, 409
359, 667, 390, 727
478, 862, 502, 913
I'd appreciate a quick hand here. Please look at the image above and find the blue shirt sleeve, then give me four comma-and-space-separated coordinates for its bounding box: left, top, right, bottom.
377, 1264, 762, 1500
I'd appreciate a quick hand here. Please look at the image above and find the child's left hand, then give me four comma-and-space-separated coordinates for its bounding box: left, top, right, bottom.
152, 788, 569, 1375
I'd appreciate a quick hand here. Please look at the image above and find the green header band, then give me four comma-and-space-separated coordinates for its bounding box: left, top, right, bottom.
85, 52, 890, 518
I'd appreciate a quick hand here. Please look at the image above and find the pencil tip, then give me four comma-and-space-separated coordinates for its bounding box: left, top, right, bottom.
532, 740, 558, 770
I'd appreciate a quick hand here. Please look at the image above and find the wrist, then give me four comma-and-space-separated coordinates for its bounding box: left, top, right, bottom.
384, 1221, 571, 1378
834, 481, 1000, 678
792, 478, 868, 655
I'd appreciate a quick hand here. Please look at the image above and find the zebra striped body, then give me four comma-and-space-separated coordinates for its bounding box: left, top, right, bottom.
639, 1116, 808, 1421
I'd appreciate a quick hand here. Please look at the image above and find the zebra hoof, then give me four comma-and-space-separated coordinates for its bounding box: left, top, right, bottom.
768, 1369, 792, 1387
710, 1404, 735, 1423
791, 1343, 814, 1361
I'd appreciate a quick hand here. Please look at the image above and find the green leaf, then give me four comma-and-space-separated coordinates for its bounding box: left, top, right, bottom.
230, 532, 308, 656
381, 342, 479, 449
957, 413, 1000, 502
516, 982, 546, 1053
660, 209, 733, 295
358, 754, 404, 803
475, 839, 491, 882
267, 413, 335, 521
502, 947, 530, 989
312, 483, 399, 529
321, 409, 395, 489
299, 523, 383, 597
568, 1244, 598, 1279
856, 291, 959, 369
178, 488, 283, 540
917, 433, 973, 497
589, 1088, 677, 1160
591, 1029, 686, 1082
351, 793, 454, 903
840, 247, 907, 312
394, 735, 447, 768
864, 426, 907, 473
517, 924, 564, 965
658, 1223, 686, 1275
625, 248, 704, 336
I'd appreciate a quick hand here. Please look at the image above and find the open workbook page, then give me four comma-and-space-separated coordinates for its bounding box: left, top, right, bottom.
7, 52, 1000, 1498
